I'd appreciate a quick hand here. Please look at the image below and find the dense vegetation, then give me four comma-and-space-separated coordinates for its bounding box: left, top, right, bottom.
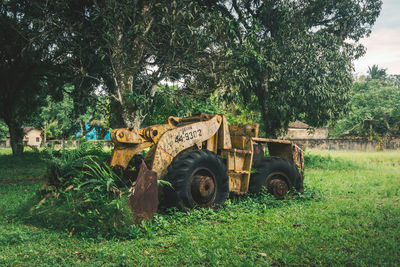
331, 66, 400, 141
1, 0, 383, 154
0, 147, 399, 265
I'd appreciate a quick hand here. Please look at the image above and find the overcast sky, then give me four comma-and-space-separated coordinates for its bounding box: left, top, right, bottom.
354, 0, 400, 75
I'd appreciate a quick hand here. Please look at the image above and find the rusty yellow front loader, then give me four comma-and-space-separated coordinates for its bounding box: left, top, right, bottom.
110, 114, 304, 223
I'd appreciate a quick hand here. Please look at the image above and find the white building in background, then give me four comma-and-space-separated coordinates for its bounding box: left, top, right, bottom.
284, 121, 329, 140
3, 127, 42, 147
22, 127, 42, 147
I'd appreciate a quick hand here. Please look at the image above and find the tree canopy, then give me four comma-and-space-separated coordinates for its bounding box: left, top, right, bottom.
1, 0, 383, 154
39, 0, 226, 128
201, 0, 382, 137
40, 0, 383, 135
331, 67, 400, 140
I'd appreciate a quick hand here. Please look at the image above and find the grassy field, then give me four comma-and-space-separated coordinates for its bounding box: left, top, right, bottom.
0, 148, 399, 266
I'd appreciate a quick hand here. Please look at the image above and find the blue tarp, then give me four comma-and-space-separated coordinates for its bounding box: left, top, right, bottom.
76, 122, 111, 141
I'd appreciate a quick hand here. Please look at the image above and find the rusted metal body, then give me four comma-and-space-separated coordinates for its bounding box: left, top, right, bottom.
252, 137, 305, 180
127, 160, 158, 224
110, 114, 304, 223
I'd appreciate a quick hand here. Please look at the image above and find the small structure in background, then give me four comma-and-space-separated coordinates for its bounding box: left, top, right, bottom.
284, 120, 329, 140
2, 127, 42, 148
23, 127, 42, 147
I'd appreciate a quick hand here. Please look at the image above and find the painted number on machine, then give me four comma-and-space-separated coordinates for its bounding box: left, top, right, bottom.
175, 129, 202, 143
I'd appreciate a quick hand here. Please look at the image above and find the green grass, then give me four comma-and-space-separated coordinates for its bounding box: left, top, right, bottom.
0, 148, 399, 266
0, 148, 46, 183
309, 149, 400, 165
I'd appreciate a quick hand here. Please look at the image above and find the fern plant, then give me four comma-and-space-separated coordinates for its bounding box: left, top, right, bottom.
80, 159, 130, 195
31, 143, 137, 238
41, 142, 106, 187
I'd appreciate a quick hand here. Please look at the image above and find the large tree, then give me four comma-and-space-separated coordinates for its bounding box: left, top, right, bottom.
202, 0, 382, 137
42, 0, 225, 129
0, 1, 58, 155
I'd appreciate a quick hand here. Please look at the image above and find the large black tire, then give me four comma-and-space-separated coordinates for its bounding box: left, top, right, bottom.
164, 149, 229, 210
249, 156, 303, 199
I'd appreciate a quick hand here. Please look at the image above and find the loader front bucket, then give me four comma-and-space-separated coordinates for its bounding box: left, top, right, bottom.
127, 160, 158, 224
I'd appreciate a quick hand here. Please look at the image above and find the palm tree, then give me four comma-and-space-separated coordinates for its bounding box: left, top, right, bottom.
367, 65, 387, 80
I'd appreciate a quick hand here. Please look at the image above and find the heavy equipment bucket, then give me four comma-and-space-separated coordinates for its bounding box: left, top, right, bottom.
127, 160, 158, 225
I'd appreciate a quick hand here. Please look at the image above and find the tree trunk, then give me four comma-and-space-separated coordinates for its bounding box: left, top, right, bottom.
109, 98, 125, 129
122, 109, 145, 129
42, 122, 47, 145
254, 71, 274, 138
7, 121, 24, 155
79, 119, 84, 138
255, 72, 282, 138
112, 74, 158, 129
256, 92, 277, 138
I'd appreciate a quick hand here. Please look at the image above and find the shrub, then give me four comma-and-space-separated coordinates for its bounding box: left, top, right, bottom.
23, 143, 137, 239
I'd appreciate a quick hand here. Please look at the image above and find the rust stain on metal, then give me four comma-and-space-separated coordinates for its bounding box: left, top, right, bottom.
127, 160, 158, 225
269, 179, 289, 200
192, 175, 215, 199
218, 115, 232, 149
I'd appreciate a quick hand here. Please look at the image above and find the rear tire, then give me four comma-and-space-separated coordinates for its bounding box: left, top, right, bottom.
164, 149, 229, 210
249, 157, 303, 199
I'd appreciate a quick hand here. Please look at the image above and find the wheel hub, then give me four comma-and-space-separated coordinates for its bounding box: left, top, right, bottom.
269, 179, 288, 200
191, 175, 216, 205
